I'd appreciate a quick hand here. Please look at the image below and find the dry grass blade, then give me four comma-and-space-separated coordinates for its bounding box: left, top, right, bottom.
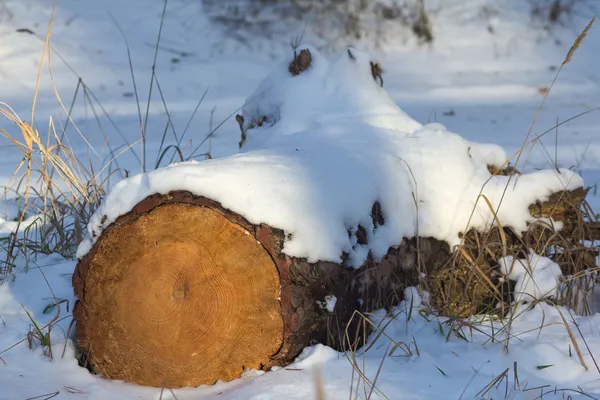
567, 308, 600, 374
475, 367, 509, 398
563, 16, 596, 66
30, 0, 56, 125
553, 305, 588, 370
481, 194, 508, 258
0, 70, 120, 267
481, 17, 597, 232
24, 391, 60, 400
313, 364, 326, 400
520, 17, 596, 171
458, 247, 502, 299
343, 311, 392, 400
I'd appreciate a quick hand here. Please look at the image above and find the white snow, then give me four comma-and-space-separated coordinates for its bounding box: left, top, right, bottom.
288, 344, 341, 369
4, 263, 600, 400
77, 46, 583, 266
0, 199, 43, 235
404, 286, 423, 307
499, 252, 563, 304
319, 295, 337, 313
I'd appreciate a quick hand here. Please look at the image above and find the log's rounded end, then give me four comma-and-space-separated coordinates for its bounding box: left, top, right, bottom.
74, 202, 282, 388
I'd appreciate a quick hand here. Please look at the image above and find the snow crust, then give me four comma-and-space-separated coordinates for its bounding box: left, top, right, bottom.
77, 46, 583, 265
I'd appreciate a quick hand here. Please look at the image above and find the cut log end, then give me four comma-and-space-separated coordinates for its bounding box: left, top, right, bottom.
74, 203, 283, 388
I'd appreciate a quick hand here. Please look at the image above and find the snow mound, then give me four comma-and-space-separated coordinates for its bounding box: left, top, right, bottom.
77, 46, 583, 266
289, 344, 340, 369
499, 252, 563, 303
0, 198, 44, 235
239, 45, 422, 145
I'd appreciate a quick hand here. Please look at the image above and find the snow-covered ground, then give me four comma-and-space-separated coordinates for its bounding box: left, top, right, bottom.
1, 0, 600, 399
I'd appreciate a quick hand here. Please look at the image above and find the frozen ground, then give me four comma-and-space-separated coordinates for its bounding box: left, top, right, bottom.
1, 0, 600, 399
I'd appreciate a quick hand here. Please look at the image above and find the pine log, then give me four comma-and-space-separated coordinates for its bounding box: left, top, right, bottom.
72, 186, 590, 388
73, 191, 450, 388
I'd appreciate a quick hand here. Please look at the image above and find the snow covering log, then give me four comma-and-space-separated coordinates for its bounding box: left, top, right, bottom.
72, 192, 445, 388
72, 45, 590, 388
72, 187, 589, 388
